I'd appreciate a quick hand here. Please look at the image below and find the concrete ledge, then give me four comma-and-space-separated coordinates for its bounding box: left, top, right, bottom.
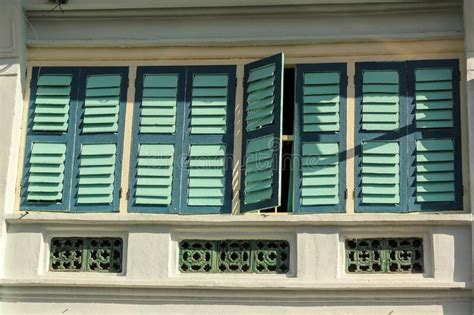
3, 212, 472, 226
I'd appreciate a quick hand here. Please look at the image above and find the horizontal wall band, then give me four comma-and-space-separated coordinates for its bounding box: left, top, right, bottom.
4, 213, 472, 226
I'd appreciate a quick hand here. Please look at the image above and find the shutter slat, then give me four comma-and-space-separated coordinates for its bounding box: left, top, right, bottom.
361, 71, 399, 131
32, 75, 72, 133
77, 143, 116, 205
83, 74, 122, 134
361, 141, 400, 205
27, 142, 66, 203
187, 144, 226, 206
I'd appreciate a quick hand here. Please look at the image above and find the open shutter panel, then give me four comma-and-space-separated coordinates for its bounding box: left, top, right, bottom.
33, 75, 72, 132
77, 143, 116, 205
135, 144, 175, 205
26, 142, 67, 202
140, 74, 178, 134
241, 53, 284, 212
361, 70, 399, 131
361, 141, 400, 205
83, 74, 122, 133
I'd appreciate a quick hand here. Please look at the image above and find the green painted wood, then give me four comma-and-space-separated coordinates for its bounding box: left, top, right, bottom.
77, 143, 116, 205
415, 68, 453, 129
301, 142, 339, 206
187, 144, 226, 206
361, 141, 400, 205
27, 142, 66, 202
246, 64, 277, 132
33, 75, 72, 133
134, 143, 174, 205
190, 74, 228, 135
361, 71, 399, 131
416, 138, 455, 202
83, 74, 122, 134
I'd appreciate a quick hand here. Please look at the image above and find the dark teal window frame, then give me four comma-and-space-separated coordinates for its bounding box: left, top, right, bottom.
293, 63, 347, 213
129, 65, 236, 214
21, 67, 129, 212
355, 60, 462, 212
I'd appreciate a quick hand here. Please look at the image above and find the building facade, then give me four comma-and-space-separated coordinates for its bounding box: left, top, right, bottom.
0, 0, 473, 314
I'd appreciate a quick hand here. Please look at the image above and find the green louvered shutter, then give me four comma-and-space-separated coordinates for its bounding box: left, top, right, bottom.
241, 53, 284, 212
361, 70, 399, 131
21, 68, 78, 211
183, 67, 235, 213
26, 142, 67, 202
33, 75, 72, 132
73, 69, 127, 211
135, 144, 175, 206
293, 64, 346, 213
409, 60, 462, 210
130, 68, 184, 213
361, 141, 400, 205
355, 63, 405, 212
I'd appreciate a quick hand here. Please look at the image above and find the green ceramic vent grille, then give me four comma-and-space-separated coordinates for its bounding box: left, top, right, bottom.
346, 238, 423, 273
50, 237, 123, 272
179, 240, 289, 274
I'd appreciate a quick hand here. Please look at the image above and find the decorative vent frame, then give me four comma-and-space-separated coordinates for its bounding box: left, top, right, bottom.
345, 237, 424, 274
178, 239, 290, 274
49, 237, 123, 273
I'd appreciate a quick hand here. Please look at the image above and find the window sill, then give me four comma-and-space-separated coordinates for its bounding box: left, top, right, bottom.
3, 212, 472, 226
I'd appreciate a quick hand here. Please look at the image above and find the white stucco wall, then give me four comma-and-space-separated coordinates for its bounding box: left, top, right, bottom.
0, 1, 472, 314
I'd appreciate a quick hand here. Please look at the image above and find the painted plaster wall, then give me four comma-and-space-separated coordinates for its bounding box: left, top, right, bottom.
0, 1, 473, 314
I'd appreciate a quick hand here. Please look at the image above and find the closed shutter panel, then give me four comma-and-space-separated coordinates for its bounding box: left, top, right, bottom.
361, 141, 400, 205
355, 62, 405, 212
73, 68, 128, 212
183, 67, 235, 213
140, 74, 178, 134
135, 144, 175, 205
26, 142, 67, 202
361, 71, 399, 131
33, 75, 72, 132
77, 143, 116, 205
130, 68, 184, 213
83, 74, 122, 133
408, 60, 462, 211
241, 53, 284, 212
293, 64, 346, 213
21, 68, 78, 211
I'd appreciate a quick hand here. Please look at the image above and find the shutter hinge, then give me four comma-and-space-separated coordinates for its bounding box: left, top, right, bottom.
345, 75, 349, 87
353, 75, 356, 86
119, 188, 123, 199
344, 188, 348, 200
352, 189, 356, 199
126, 189, 130, 200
